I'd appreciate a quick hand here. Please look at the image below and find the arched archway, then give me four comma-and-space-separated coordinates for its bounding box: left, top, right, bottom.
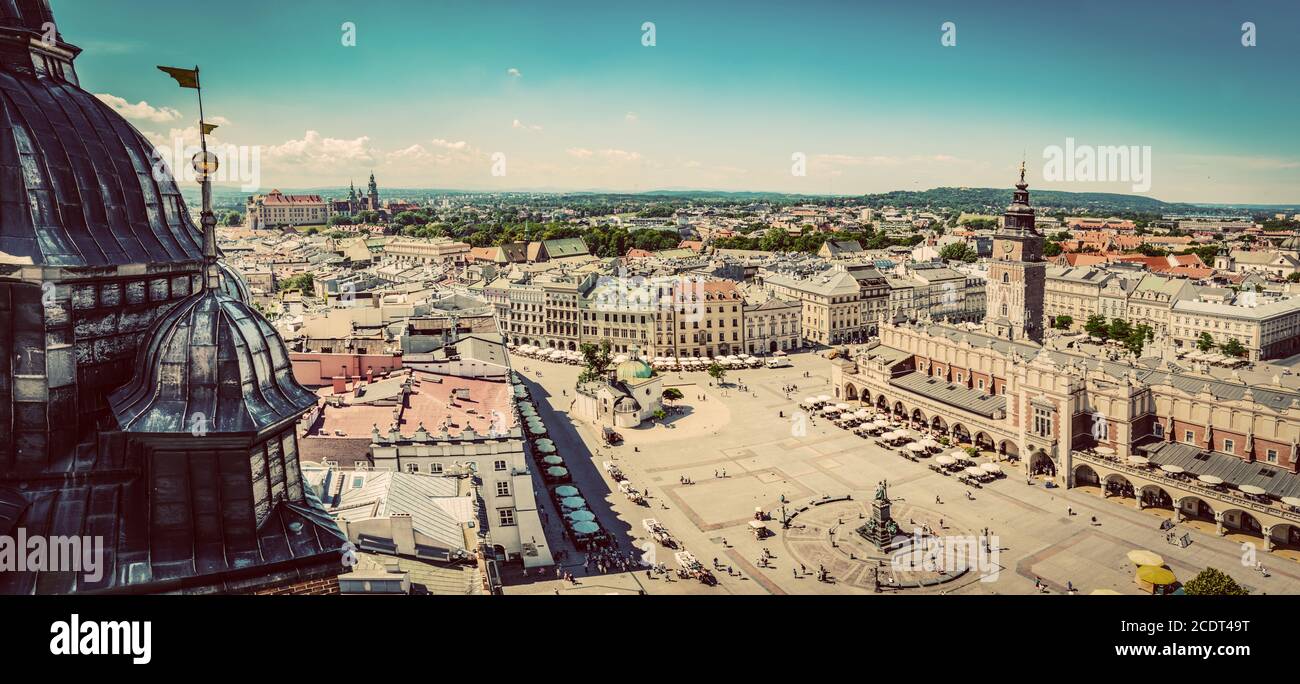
770, 340, 778, 353
1029, 450, 1055, 477
1073, 464, 1100, 487
1103, 473, 1135, 500
1269, 523, 1300, 553
951, 423, 971, 445
1139, 484, 1174, 512
876, 395, 888, 411
861, 388, 872, 404
998, 440, 1019, 461
1176, 495, 1215, 522
568, 341, 576, 351
911, 407, 926, 426
844, 383, 859, 402
1220, 509, 1264, 539
892, 401, 906, 419
931, 415, 948, 434
974, 431, 994, 451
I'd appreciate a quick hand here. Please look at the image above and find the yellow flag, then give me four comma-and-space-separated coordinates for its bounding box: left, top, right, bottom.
157, 65, 199, 89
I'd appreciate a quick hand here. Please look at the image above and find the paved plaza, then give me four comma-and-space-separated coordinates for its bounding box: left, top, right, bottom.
502, 351, 1300, 596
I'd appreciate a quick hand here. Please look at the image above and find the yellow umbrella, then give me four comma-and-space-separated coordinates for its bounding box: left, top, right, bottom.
1126, 550, 1165, 567
1136, 565, 1176, 586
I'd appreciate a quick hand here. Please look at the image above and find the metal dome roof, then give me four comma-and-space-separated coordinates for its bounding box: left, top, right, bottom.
110, 288, 317, 435
0, 26, 205, 267
218, 259, 252, 304
615, 358, 653, 381
0, 0, 56, 32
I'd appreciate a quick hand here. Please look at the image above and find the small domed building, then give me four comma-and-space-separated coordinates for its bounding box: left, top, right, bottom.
573, 352, 664, 429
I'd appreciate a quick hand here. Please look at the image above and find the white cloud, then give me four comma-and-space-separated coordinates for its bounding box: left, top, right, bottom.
599, 149, 641, 162
625, 111, 639, 123
429, 138, 471, 151
385, 144, 431, 162
566, 147, 594, 158
263, 130, 376, 166
94, 93, 182, 123
512, 118, 543, 131
507, 67, 521, 77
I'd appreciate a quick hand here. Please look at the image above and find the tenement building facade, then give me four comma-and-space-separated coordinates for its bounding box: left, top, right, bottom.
832, 169, 1300, 553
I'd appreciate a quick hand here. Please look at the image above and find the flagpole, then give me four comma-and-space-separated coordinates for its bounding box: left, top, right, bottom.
194, 65, 220, 291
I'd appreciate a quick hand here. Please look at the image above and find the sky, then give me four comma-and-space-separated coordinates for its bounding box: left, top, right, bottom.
53, 0, 1300, 203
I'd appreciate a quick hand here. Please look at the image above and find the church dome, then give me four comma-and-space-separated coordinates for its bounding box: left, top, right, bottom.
218, 259, 252, 304
615, 358, 653, 381
1280, 234, 1300, 250
110, 288, 317, 434
0, 2, 205, 268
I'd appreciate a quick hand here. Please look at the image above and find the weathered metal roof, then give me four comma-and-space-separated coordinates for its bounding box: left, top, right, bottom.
110, 289, 317, 435
0, 60, 205, 266
890, 371, 1007, 418
0, 0, 56, 32
218, 259, 251, 304
1141, 441, 1300, 499
0, 474, 347, 594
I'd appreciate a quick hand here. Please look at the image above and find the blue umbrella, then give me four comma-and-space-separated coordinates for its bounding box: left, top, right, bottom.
570, 521, 600, 535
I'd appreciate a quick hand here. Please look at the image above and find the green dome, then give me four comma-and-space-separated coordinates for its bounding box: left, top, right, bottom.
615, 359, 653, 381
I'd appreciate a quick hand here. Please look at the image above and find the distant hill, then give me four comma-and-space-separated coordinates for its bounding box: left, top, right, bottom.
190, 184, 1295, 216
860, 187, 1186, 214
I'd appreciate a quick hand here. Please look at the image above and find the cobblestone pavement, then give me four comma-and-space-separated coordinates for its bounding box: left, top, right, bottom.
502, 351, 1300, 596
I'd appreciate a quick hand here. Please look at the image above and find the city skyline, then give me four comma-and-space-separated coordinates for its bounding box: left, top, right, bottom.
57, 0, 1300, 203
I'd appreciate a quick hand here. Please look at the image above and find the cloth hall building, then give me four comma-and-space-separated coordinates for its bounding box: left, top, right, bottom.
833, 167, 1300, 553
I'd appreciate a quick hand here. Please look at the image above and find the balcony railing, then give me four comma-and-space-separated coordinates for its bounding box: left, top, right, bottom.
1072, 450, 1300, 524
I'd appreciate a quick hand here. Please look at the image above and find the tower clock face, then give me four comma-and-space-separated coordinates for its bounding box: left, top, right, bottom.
1001, 240, 1013, 253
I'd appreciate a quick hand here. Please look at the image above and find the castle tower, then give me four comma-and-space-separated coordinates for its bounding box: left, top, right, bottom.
985, 162, 1046, 344
367, 171, 379, 210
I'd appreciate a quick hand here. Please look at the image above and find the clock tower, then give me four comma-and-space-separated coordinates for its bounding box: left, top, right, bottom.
985, 162, 1046, 343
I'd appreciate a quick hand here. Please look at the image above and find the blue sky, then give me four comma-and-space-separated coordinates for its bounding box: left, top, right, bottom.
56, 0, 1300, 202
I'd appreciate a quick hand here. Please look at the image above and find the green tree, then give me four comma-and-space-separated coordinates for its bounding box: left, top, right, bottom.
222, 211, 243, 226
1124, 324, 1153, 355
277, 273, 314, 295
1220, 338, 1247, 358
1084, 314, 1109, 339
578, 340, 613, 384
707, 362, 726, 386
1044, 241, 1063, 257
1183, 567, 1249, 596
662, 387, 684, 404
328, 215, 354, 227
1288, 272, 1300, 283
939, 242, 976, 263
1196, 332, 1215, 352
1107, 318, 1132, 341
1054, 315, 1074, 330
